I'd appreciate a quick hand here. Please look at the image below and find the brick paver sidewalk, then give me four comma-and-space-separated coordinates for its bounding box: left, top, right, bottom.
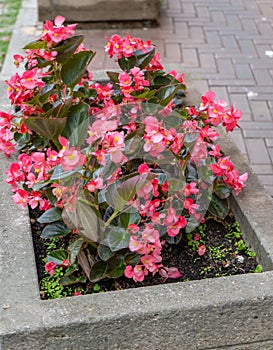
80, 0, 273, 195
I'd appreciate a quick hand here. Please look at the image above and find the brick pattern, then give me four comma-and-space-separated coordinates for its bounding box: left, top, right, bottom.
80, 0, 273, 195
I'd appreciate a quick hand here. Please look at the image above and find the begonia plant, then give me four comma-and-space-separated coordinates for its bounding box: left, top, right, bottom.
0, 16, 248, 288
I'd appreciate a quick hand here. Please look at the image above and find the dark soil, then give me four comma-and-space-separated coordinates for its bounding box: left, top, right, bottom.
29, 208, 259, 299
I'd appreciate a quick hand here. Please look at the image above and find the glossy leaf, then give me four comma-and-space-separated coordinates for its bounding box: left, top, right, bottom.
98, 244, 115, 261
119, 212, 140, 229
62, 102, 89, 147
208, 193, 229, 219
135, 47, 155, 69
68, 238, 85, 264
24, 117, 67, 142
55, 35, 84, 63
41, 221, 71, 239
50, 164, 81, 181
23, 40, 47, 50
89, 261, 107, 282
104, 173, 155, 211
103, 227, 130, 252
118, 55, 136, 72
63, 199, 99, 243
61, 50, 95, 86
106, 71, 119, 83
38, 207, 62, 224
47, 249, 68, 264
214, 181, 231, 199
59, 275, 86, 286
124, 252, 140, 265
105, 255, 125, 278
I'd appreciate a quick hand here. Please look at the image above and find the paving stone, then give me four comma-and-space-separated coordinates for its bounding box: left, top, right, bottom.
221, 35, 239, 50
182, 48, 199, 67
245, 139, 271, 164
251, 164, 273, 174
234, 64, 254, 80
253, 69, 273, 86
250, 101, 272, 121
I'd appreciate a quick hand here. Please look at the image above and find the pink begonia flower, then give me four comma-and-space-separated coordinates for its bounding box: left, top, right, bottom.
182, 182, 199, 197
138, 163, 150, 174
41, 16, 77, 44
45, 261, 58, 275
86, 178, 104, 192
191, 137, 208, 165
209, 144, 221, 158
124, 265, 148, 282
58, 137, 86, 171
184, 198, 199, 216
128, 224, 140, 234
200, 90, 216, 110
159, 267, 182, 282
198, 245, 206, 256
28, 191, 47, 209
12, 189, 30, 208
146, 52, 164, 70
74, 291, 82, 296
141, 224, 160, 243
129, 236, 143, 252
199, 125, 219, 142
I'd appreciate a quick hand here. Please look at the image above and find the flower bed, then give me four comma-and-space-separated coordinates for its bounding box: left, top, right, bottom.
2, 16, 273, 349
0, 16, 250, 294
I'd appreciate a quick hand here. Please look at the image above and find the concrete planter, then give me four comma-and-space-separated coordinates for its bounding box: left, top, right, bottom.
37, 0, 161, 23
1, 73, 273, 348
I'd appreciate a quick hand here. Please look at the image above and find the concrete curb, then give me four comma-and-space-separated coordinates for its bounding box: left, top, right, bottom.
1, 4, 273, 349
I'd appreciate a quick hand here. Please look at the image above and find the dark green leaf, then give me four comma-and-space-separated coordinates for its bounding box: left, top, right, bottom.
61, 50, 95, 86
119, 212, 140, 229
55, 35, 85, 63
63, 199, 99, 243
106, 71, 119, 83
59, 275, 86, 286
64, 263, 78, 277
24, 117, 67, 142
98, 244, 115, 261
105, 255, 125, 278
47, 249, 68, 264
125, 252, 140, 265
89, 261, 107, 282
50, 164, 81, 181
208, 194, 229, 219
104, 173, 156, 211
23, 40, 47, 50
68, 238, 86, 264
118, 56, 137, 72
62, 102, 89, 147
103, 227, 130, 251
135, 48, 155, 69
41, 221, 71, 239
38, 207, 62, 224
153, 75, 172, 86
214, 181, 231, 199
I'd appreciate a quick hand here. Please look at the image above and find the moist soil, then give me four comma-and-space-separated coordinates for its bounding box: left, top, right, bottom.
29, 208, 259, 299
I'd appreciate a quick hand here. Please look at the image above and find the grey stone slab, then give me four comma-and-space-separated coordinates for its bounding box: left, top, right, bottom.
37, 0, 161, 22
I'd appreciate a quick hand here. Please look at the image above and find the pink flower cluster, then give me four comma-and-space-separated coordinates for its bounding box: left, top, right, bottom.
105, 33, 153, 59
5, 136, 86, 210
125, 223, 181, 282
0, 111, 16, 157
200, 90, 242, 133
6, 68, 44, 106
211, 156, 248, 195
41, 15, 77, 45
118, 67, 150, 99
